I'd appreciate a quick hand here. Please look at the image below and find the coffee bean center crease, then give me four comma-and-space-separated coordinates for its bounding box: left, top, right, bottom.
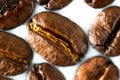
35, 65, 45, 80
95, 19, 120, 52
95, 59, 113, 79
0, 51, 29, 65
29, 22, 79, 61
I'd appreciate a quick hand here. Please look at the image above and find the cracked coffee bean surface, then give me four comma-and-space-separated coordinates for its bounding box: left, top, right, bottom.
0, 0, 34, 29
84, 0, 114, 8
26, 63, 65, 80
74, 56, 119, 80
36, 0, 72, 10
89, 6, 120, 56
0, 31, 33, 76
27, 11, 88, 66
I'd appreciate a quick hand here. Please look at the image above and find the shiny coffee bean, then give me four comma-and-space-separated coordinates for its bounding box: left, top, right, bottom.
0, 0, 34, 29
26, 63, 65, 80
0, 31, 33, 76
89, 6, 120, 56
74, 56, 119, 80
27, 11, 88, 66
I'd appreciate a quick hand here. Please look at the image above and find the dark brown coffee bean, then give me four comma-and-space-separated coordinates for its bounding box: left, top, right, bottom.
27, 11, 88, 66
74, 56, 119, 80
26, 63, 65, 80
0, 31, 33, 76
0, 76, 11, 80
84, 0, 114, 8
0, 0, 34, 30
89, 6, 120, 56
36, 0, 72, 10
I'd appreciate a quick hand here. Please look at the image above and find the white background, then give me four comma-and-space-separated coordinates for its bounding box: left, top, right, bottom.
5, 0, 120, 80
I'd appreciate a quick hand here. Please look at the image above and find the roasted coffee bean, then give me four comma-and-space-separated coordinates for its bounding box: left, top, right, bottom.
36, 0, 72, 10
27, 11, 88, 66
0, 31, 33, 76
89, 6, 120, 56
74, 56, 119, 80
0, 0, 34, 29
26, 63, 65, 80
0, 76, 11, 80
84, 0, 114, 8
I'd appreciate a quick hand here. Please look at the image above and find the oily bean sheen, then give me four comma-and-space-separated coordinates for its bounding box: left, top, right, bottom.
36, 0, 72, 10
89, 6, 120, 56
26, 63, 65, 80
0, 76, 11, 80
27, 11, 88, 66
0, 0, 34, 29
0, 31, 33, 76
74, 56, 119, 80
84, 0, 114, 8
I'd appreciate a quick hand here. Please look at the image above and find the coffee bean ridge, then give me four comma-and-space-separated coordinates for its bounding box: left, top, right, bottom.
34, 65, 45, 80
94, 20, 120, 51
0, 51, 29, 65
29, 21, 79, 61
96, 59, 113, 79
103, 20, 120, 51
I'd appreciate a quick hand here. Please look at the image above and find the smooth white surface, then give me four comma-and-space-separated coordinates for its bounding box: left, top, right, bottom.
5, 0, 120, 80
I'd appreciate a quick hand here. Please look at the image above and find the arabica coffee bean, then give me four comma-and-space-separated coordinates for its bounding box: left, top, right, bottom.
84, 0, 114, 8
26, 63, 65, 80
27, 11, 88, 66
0, 31, 33, 76
74, 56, 119, 80
0, 76, 11, 80
36, 0, 72, 10
0, 0, 34, 29
89, 6, 120, 56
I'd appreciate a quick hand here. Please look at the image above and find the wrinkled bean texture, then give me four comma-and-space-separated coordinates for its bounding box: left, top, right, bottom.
26, 63, 65, 80
89, 6, 120, 56
74, 56, 119, 80
0, 31, 33, 76
0, 0, 34, 29
27, 11, 88, 66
